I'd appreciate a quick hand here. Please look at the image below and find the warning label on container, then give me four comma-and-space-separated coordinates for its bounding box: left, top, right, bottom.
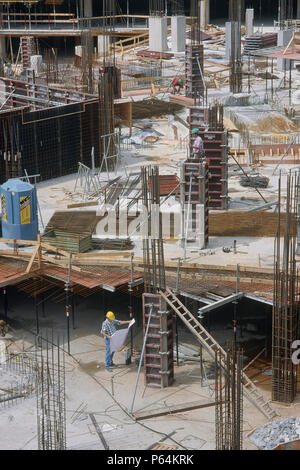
1, 194, 7, 222
20, 195, 31, 225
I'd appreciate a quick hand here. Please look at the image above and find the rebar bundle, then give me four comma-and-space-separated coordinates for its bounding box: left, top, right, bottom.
215, 343, 243, 450
142, 165, 166, 293
81, 31, 93, 94
36, 331, 66, 450
185, 0, 204, 102
272, 175, 299, 403
149, 0, 165, 17
229, 0, 243, 94
0, 351, 37, 409
45, 48, 58, 85
190, 0, 202, 46
99, 0, 117, 172
208, 103, 224, 131
171, 0, 184, 16
278, 0, 293, 26
102, 0, 116, 68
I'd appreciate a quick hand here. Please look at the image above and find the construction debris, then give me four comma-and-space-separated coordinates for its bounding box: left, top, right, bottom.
250, 418, 300, 450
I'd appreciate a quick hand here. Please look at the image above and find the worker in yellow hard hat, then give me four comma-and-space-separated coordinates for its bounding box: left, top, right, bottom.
101, 311, 131, 372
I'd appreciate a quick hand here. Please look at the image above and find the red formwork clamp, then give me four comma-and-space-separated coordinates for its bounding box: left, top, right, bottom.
72, 14, 75, 29
48, 14, 50, 29
24, 14, 27, 29
0, 14, 2, 29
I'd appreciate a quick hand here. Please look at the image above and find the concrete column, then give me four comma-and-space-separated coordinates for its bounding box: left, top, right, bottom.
225, 21, 240, 62
97, 35, 111, 56
171, 16, 186, 52
245, 9, 254, 37
205, 0, 210, 26
297, 0, 300, 18
200, 0, 210, 29
0, 37, 6, 58
277, 29, 294, 71
30, 55, 43, 74
84, 0, 93, 17
149, 16, 168, 52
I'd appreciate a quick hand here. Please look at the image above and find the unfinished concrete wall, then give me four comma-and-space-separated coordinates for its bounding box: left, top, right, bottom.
171, 16, 186, 52
149, 16, 168, 52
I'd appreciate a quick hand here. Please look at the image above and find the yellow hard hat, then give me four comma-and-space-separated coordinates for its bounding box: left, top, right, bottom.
106, 311, 115, 320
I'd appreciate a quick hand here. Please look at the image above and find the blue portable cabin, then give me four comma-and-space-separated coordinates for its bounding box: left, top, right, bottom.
1, 178, 38, 241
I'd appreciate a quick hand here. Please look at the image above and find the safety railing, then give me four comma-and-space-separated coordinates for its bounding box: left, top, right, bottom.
0, 12, 76, 30
0, 13, 196, 32
121, 74, 174, 92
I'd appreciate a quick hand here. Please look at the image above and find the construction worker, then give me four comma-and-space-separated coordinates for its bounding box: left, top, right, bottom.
101, 311, 131, 372
192, 128, 204, 159
4, 62, 12, 78
172, 77, 184, 94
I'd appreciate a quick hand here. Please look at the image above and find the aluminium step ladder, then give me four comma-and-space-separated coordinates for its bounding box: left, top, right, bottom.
159, 287, 278, 420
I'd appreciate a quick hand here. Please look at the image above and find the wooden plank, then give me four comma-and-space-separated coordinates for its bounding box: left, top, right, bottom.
0, 238, 37, 246
134, 400, 217, 421
66, 201, 98, 209
41, 242, 70, 258
26, 245, 39, 273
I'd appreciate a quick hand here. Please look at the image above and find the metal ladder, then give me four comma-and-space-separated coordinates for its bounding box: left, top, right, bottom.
159, 287, 278, 420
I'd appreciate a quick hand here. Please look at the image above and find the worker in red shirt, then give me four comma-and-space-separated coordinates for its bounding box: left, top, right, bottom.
172, 77, 184, 94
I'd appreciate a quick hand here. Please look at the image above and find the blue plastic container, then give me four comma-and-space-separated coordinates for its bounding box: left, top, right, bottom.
1, 179, 38, 241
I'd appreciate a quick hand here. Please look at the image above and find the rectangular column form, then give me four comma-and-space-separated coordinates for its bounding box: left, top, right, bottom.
245, 9, 254, 37
277, 29, 294, 71
189, 108, 228, 210
171, 16, 186, 52
142, 293, 174, 388
298, 0, 300, 18
185, 44, 204, 100
149, 16, 168, 53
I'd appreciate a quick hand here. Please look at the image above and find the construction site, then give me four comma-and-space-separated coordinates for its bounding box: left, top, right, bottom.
2, 0, 300, 453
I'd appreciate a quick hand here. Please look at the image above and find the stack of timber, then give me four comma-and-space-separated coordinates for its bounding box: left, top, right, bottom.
92, 238, 134, 251
41, 230, 92, 254
209, 211, 295, 237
